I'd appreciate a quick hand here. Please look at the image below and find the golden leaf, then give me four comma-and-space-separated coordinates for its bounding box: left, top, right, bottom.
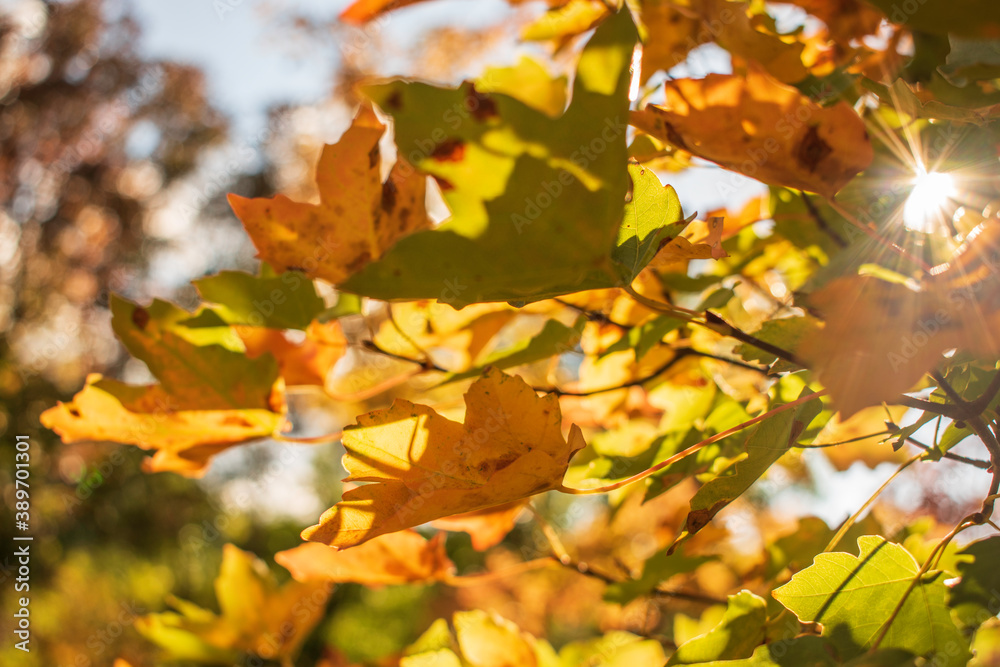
277, 530, 454, 586
630, 66, 873, 197
228, 105, 428, 285
302, 367, 585, 548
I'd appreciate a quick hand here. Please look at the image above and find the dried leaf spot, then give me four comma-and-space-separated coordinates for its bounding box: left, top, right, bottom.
796, 125, 833, 173
431, 138, 466, 162
466, 85, 498, 122
381, 179, 398, 214
132, 306, 150, 330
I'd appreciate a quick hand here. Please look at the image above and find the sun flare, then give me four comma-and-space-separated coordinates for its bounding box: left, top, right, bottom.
902, 167, 957, 232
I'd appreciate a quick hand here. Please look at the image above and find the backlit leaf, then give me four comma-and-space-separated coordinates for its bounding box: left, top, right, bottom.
773, 536, 971, 665
341, 10, 637, 305
631, 66, 873, 198
228, 105, 429, 285
276, 531, 454, 586
302, 367, 585, 548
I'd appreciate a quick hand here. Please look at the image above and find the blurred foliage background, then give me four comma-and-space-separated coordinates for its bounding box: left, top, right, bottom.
0, 1, 996, 666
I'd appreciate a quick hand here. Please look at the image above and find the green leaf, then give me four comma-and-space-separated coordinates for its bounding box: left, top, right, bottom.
667, 591, 766, 664
676, 392, 822, 543
860, 0, 1000, 37
341, 10, 637, 306
949, 536, 1000, 631
736, 317, 820, 373
440, 317, 584, 384
192, 270, 324, 329
317, 292, 363, 322
612, 162, 686, 283
110, 296, 279, 411
599, 315, 685, 361
773, 536, 971, 665
604, 548, 710, 604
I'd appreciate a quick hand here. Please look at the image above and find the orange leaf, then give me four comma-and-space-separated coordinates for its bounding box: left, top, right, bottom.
630, 66, 873, 198
799, 275, 1000, 416
432, 500, 527, 551
40, 375, 281, 476
302, 367, 585, 548
228, 105, 428, 285
237, 320, 347, 387
277, 530, 454, 586
340, 0, 430, 24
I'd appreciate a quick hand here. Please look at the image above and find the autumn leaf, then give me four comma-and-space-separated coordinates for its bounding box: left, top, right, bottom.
613, 162, 688, 283
228, 104, 428, 285
340, 0, 431, 23
431, 500, 527, 551
693, 0, 808, 83
636, 0, 700, 84
796, 274, 1000, 416
401, 610, 556, 667
630, 66, 873, 198
192, 268, 325, 330
276, 530, 454, 586
136, 544, 330, 664
302, 367, 585, 548
41, 296, 284, 476
236, 319, 347, 388
40, 376, 281, 476
667, 591, 767, 664
673, 390, 822, 545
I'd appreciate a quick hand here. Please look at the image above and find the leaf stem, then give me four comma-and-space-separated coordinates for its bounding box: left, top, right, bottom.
869, 513, 979, 652
823, 452, 923, 554
559, 389, 826, 495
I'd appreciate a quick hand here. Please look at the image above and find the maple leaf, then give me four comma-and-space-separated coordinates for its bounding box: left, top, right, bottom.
302, 367, 585, 549
40, 376, 281, 476
276, 530, 454, 586
631, 65, 873, 198
773, 536, 970, 665
236, 319, 347, 388
40, 297, 284, 476
340, 10, 639, 305
799, 274, 1000, 416
227, 104, 428, 285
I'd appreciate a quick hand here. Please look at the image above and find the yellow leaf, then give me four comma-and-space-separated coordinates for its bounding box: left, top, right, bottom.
302, 367, 585, 548
454, 610, 540, 667
694, 0, 808, 83
228, 105, 429, 285
637, 0, 701, 84
277, 531, 454, 586
630, 66, 873, 197
40, 375, 281, 476
136, 545, 330, 663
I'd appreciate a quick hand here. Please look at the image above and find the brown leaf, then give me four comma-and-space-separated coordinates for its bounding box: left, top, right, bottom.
630, 66, 873, 197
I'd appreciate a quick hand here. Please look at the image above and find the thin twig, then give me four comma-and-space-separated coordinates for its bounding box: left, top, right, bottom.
824, 197, 933, 272
559, 390, 826, 494
824, 453, 923, 553
362, 339, 446, 373
801, 193, 847, 248
905, 437, 991, 470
